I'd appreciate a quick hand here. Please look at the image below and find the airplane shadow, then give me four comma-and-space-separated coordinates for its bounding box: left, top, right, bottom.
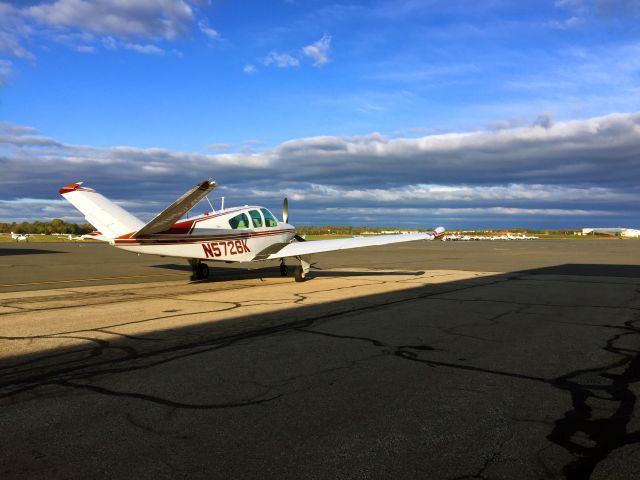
151, 263, 425, 282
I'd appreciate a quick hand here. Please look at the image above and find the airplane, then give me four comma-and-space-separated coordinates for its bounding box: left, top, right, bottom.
10, 232, 29, 242
60, 179, 445, 282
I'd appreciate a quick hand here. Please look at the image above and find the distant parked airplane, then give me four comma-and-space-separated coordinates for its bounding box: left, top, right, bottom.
10, 232, 29, 242
60, 179, 445, 281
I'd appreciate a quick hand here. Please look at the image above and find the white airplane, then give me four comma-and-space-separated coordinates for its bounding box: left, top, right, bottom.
10, 232, 29, 242
60, 179, 445, 282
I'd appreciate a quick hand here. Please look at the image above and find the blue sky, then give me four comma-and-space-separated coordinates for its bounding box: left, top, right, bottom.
1, 0, 640, 229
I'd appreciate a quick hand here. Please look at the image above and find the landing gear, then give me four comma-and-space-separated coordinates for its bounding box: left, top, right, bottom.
294, 256, 311, 282
280, 260, 288, 277
196, 262, 210, 280
189, 259, 210, 280
294, 265, 306, 282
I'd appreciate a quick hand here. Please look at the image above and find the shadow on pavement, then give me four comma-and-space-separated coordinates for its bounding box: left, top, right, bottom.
521, 264, 640, 278
0, 248, 65, 256
0, 263, 639, 479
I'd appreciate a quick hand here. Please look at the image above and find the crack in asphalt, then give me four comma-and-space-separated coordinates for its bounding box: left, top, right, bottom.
56, 380, 282, 409
0, 275, 509, 410
2, 270, 637, 479
546, 316, 640, 480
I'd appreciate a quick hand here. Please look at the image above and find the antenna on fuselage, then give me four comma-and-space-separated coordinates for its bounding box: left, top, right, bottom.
220, 197, 225, 211
206, 195, 215, 213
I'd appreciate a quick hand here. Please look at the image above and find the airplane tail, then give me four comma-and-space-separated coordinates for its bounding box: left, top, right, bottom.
59, 183, 144, 239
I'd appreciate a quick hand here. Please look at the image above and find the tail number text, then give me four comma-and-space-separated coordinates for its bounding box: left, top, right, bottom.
202, 240, 251, 258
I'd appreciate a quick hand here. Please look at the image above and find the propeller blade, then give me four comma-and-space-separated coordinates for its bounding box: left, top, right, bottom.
283, 197, 289, 223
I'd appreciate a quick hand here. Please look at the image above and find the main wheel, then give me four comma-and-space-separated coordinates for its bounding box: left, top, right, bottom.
294, 265, 307, 282
196, 262, 210, 280
280, 263, 288, 276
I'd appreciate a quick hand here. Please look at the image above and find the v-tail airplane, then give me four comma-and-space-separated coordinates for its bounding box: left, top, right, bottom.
60, 179, 445, 282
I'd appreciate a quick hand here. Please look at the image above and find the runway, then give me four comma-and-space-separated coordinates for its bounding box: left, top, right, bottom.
1, 240, 639, 479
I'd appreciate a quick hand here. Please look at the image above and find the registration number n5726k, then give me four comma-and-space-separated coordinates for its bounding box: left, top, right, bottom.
202, 240, 251, 258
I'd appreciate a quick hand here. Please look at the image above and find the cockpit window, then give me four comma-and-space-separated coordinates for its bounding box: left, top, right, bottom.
229, 212, 250, 229
249, 210, 263, 228
261, 208, 278, 227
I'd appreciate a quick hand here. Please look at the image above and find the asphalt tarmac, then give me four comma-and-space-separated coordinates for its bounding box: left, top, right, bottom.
1, 239, 639, 479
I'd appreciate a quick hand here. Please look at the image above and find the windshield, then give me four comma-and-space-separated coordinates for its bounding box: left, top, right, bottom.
261, 208, 279, 227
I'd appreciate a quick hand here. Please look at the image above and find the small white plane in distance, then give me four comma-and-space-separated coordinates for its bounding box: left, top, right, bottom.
10, 232, 29, 242
60, 179, 445, 282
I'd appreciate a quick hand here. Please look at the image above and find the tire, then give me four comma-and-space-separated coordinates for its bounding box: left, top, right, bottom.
280, 264, 288, 276
196, 262, 209, 280
294, 265, 307, 282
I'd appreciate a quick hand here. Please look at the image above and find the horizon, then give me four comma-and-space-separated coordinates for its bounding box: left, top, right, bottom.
1, 1, 640, 229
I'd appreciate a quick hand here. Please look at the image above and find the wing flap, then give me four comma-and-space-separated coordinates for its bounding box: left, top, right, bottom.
132, 180, 216, 238
267, 229, 444, 260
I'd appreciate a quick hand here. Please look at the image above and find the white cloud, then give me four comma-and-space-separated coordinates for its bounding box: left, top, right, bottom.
547, 16, 582, 29
243, 63, 257, 74
198, 20, 219, 40
302, 34, 331, 67
0, 59, 12, 85
321, 206, 613, 217
0, 31, 35, 60
276, 183, 634, 204
207, 143, 230, 151
263, 51, 299, 68
1, 112, 639, 226
25, 0, 194, 40
124, 43, 164, 55
75, 45, 96, 53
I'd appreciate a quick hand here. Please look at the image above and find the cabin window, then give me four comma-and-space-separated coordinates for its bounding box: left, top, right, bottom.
249, 210, 263, 228
261, 208, 279, 227
229, 213, 250, 229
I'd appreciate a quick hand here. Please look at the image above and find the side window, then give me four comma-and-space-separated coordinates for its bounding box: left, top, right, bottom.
229, 213, 249, 229
249, 210, 263, 228
261, 208, 279, 227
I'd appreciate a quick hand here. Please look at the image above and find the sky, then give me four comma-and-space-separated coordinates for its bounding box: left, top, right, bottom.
1, 0, 640, 229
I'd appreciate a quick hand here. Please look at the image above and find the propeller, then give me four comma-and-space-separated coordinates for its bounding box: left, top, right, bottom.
283, 197, 306, 241
283, 197, 289, 224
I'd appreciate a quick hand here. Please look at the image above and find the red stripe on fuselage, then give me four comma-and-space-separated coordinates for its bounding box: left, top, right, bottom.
113, 228, 295, 246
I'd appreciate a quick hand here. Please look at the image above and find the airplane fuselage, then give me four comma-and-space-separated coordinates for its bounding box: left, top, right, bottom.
112, 207, 295, 262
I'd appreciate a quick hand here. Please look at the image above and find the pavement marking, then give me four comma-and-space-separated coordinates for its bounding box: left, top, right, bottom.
0, 272, 186, 287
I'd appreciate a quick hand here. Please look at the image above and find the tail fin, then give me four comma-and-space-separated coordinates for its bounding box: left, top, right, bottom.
59, 183, 144, 239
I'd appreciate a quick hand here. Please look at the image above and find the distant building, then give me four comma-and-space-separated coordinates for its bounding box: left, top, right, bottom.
582, 228, 640, 238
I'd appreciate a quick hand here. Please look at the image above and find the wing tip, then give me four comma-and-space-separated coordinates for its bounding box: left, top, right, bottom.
59, 182, 95, 195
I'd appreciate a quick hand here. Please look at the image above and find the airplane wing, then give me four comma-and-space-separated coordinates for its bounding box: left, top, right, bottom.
267, 227, 445, 260
132, 180, 216, 238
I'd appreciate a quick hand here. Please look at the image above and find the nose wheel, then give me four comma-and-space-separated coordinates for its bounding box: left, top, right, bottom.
294, 256, 311, 282
280, 260, 288, 276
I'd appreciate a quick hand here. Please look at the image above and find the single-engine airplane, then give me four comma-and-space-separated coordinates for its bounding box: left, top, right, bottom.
60, 179, 445, 282
10, 232, 29, 242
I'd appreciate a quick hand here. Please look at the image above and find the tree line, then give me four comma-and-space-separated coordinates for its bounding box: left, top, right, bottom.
0, 219, 93, 235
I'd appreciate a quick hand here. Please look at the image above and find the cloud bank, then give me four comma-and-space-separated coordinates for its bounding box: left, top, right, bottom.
1, 113, 639, 227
